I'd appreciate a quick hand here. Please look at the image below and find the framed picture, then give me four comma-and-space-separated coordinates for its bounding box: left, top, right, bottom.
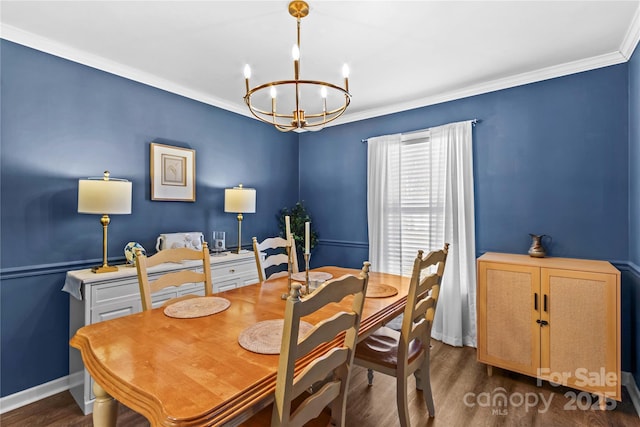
150, 143, 196, 201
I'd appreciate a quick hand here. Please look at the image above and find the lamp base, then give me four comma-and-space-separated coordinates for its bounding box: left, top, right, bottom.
91, 265, 119, 274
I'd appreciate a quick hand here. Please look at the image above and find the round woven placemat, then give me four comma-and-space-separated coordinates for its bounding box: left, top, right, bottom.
238, 319, 314, 355
366, 283, 398, 298
163, 297, 231, 319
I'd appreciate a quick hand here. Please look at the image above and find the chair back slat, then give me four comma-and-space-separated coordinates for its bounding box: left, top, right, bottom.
144, 246, 208, 267
261, 253, 289, 270
289, 380, 341, 427
257, 236, 288, 251
272, 262, 370, 427
148, 270, 206, 294
408, 296, 436, 344
135, 242, 213, 311
292, 347, 348, 398
296, 312, 357, 358
295, 274, 366, 317
253, 236, 299, 282
416, 272, 440, 297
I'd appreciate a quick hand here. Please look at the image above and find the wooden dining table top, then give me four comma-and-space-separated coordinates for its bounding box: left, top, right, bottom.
69, 266, 410, 426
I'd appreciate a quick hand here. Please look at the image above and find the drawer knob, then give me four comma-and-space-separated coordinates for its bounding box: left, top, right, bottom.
230, 269, 235, 273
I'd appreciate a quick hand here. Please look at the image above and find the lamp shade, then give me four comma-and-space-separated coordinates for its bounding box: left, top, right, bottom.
78, 178, 132, 214
224, 186, 256, 213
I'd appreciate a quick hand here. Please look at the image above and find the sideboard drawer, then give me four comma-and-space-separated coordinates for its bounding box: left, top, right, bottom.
91, 279, 139, 306
212, 258, 256, 280
91, 300, 139, 323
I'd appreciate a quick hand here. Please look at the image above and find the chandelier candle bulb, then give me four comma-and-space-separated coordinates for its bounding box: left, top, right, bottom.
343, 64, 350, 92
243, 64, 251, 92
321, 87, 327, 113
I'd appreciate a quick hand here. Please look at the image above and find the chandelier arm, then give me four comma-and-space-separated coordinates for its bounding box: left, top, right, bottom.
298, 107, 349, 128
303, 100, 351, 119
245, 80, 350, 99
245, 95, 350, 127
246, 102, 348, 121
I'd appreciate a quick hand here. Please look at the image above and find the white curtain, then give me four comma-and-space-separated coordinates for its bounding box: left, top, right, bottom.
430, 121, 476, 347
367, 133, 402, 273
367, 121, 476, 347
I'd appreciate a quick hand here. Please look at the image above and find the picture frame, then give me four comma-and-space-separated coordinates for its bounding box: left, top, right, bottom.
150, 143, 196, 201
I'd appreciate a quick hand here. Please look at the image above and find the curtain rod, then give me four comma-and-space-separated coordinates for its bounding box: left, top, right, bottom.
361, 118, 480, 143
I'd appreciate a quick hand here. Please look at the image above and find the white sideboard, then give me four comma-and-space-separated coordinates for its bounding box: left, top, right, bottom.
66, 251, 259, 415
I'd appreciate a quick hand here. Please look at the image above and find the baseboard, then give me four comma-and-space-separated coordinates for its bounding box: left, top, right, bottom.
623, 371, 640, 418
0, 372, 82, 415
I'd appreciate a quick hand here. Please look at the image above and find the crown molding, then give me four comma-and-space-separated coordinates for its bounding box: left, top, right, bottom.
620, 2, 640, 60
2, 20, 637, 129
335, 50, 629, 126
0, 24, 252, 119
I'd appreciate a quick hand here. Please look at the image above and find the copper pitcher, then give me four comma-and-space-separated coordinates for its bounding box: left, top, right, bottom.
528, 234, 547, 258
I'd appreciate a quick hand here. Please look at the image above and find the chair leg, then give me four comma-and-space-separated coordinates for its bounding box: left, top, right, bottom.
417, 357, 435, 417
367, 368, 374, 385
396, 375, 410, 427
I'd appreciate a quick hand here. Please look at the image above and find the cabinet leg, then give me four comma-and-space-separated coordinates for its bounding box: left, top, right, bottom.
598, 394, 606, 411
92, 381, 118, 427
486, 365, 493, 376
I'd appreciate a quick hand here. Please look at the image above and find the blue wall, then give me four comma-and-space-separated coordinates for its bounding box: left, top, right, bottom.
300, 65, 629, 267
0, 40, 299, 396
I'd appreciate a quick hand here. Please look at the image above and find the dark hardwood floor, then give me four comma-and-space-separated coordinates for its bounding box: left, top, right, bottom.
2, 341, 638, 426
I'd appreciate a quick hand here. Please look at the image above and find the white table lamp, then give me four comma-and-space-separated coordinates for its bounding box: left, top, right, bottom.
78, 171, 132, 273
224, 184, 256, 253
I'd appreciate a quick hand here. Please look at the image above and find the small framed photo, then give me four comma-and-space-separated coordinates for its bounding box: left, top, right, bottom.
150, 143, 196, 201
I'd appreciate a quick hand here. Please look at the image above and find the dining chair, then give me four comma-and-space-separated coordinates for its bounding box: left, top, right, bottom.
354, 244, 449, 426
242, 262, 370, 427
134, 242, 213, 311
252, 236, 299, 282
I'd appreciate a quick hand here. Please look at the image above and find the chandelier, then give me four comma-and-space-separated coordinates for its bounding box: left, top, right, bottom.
243, 1, 351, 132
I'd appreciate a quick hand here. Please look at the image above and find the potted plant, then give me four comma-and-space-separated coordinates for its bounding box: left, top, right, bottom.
277, 201, 318, 257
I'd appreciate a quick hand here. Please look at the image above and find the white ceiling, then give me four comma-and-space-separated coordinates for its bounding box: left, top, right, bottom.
2, 1, 639, 126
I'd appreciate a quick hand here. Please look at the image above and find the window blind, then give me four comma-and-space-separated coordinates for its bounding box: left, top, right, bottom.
387, 133, 446, 276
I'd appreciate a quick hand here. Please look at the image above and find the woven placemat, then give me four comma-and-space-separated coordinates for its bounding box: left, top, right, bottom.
238, 319, 314, 355
164, 297, 231, 319
366, 283, 398, 298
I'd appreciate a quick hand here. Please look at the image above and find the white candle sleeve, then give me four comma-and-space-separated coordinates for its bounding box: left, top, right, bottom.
285, 216, 291, 242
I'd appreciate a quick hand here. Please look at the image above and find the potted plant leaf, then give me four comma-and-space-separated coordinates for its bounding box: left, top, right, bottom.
277, 201, 318, 260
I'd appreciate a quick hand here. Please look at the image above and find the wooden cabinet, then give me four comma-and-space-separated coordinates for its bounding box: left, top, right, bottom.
66, 251, 259, 414
477, 252, 620, 403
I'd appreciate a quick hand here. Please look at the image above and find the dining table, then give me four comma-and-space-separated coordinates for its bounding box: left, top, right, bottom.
69, 265, 410, 427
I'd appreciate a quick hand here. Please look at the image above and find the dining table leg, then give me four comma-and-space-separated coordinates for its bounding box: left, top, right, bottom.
92, 381, 118, 427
